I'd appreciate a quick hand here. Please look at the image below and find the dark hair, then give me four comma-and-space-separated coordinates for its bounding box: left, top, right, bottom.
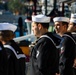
62, 22, 69, 28
36, 22, 49, 29
73, 23, 76, 26
0, 30, 15, 42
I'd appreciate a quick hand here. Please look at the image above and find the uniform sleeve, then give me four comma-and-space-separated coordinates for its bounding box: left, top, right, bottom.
37, 38, 58, 75
61, 36, 75, 57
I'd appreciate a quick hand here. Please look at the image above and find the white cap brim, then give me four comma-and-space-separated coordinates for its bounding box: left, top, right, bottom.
32, 14, 50, 23
53, 17, 69, 23
0, 23, 17, 32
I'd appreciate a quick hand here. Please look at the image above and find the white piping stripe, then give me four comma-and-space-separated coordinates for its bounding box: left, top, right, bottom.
63, 34, 76, 45
40, 35, 56, 46
71, 32, 76, 35
4, 45, 26, 59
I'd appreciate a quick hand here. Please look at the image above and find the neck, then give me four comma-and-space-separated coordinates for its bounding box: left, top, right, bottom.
1, 41, 6, 45
58, 33, 63, 37
39, 29, 48, 37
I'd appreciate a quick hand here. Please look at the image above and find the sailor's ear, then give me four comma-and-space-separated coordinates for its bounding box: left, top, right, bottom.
38, 23, 42, 30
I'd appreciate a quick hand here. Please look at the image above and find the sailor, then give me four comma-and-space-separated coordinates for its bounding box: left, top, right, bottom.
68, 13, 76, 40
53, 17, 69, 75
53, 16, 76, 75
67, 13, 76, 75
0, 23, 26, 75
53, 17, 69, 52
27, 14, 59, 75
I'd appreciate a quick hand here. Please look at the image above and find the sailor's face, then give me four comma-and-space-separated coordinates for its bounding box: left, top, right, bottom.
67, 22, 75, 32
54, 22, 65, 34
32, 22, 40, 37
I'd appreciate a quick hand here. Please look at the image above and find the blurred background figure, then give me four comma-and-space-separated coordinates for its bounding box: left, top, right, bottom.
25, 16, 32, 34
